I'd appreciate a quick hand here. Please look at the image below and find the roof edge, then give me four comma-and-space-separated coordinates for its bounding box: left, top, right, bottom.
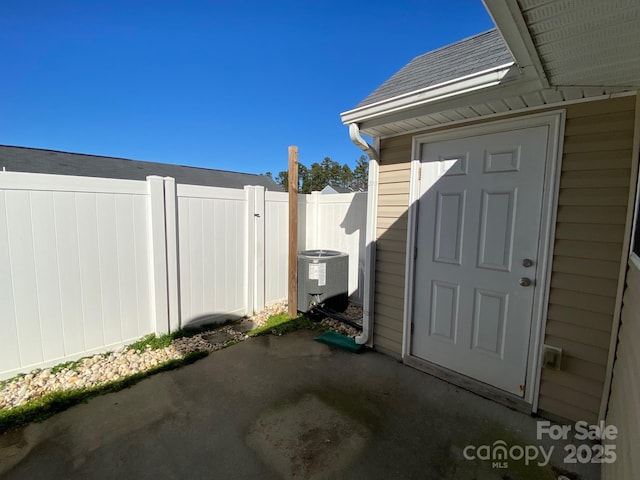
341, 62, 517, 125
482, 0, 550, 87
0, 144, 271, 179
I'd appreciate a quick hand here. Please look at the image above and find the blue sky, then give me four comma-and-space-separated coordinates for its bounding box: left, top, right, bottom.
1, 1, 494, 175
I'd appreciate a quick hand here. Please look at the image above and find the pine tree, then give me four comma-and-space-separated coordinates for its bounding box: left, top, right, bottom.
272, 155, 367, 192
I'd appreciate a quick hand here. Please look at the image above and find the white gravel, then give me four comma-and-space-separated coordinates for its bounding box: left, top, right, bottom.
318, 303, 363, 337
0, 301, 362, 412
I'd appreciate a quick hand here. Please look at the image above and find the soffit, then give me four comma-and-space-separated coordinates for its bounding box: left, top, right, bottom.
518, 0, 640, 87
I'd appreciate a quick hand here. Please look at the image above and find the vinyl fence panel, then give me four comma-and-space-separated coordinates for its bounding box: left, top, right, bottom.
0, 172, 153, 379
0, 171, 367, 380
175, 184, 248, 326
306, 192, 367, 304
252, 190, 368, 306
264, 191, 289, 304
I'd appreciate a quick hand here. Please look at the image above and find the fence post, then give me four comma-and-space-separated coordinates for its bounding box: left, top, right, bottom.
288, 146, 298, 317
147, 175, 169, 335
163, 177, 180, 332
245, 186, 256, 315
254, 186, 266, 311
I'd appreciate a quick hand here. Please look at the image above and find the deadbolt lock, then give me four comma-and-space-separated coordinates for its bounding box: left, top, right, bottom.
522, 258, 534, 267
519, 277, 532, 287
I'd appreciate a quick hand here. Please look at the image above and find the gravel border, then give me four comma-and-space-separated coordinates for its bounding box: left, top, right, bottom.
0, 301, 363, 411
318, 303, 364, 337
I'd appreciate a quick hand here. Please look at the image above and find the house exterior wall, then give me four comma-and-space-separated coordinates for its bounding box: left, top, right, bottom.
374, 138, 413, 357
603, 261, 640, 480
372, 96, 637, 422
536, 97, 635, 423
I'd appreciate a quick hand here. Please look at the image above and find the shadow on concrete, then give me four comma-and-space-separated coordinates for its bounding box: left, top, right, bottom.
0, 331, 599, 480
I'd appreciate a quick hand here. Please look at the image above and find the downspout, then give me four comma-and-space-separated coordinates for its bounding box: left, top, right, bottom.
349, 123, 379, 346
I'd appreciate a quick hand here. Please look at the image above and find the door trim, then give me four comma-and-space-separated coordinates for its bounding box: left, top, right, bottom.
401, 110, 565, 409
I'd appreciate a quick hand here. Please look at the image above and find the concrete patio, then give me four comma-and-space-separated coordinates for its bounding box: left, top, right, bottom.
0, 331, 599, 480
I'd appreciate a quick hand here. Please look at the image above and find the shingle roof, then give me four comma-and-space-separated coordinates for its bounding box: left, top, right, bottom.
323, 184, 352, 194
355, 29, 514, 108
0, 145, 281, 191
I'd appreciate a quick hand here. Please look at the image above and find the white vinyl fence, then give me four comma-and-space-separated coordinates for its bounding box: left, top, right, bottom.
0, 171, 366, 379
303, 192, 367, 304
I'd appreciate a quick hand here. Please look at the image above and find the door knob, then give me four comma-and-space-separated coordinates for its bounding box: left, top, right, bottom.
522, 258, 534, 267
519, 277, 532, 287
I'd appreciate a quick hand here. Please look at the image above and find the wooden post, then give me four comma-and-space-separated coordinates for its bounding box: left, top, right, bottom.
288, 146, 298, 318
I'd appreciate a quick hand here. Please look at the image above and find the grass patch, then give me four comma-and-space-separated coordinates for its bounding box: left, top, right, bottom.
127, 333, 173, 352
248, 312, 326, 337
0, 350, 208, 435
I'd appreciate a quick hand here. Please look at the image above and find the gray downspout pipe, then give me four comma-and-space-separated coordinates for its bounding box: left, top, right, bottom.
348, 123, 379, 346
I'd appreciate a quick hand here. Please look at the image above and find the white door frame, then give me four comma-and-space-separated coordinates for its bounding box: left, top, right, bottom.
401, 110, 565, 408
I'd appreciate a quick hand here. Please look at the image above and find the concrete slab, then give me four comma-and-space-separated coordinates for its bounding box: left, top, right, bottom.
0, 331, 600, 480
246, 393, 369, 479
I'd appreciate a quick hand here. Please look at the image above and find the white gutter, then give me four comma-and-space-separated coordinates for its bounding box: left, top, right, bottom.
349, 123, 379, 346
341, 63, 516, 125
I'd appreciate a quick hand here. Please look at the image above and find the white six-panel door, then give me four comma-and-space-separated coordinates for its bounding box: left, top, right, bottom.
411, 126, 549, 396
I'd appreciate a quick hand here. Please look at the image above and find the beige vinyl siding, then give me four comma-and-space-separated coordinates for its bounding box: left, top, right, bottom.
537, 96, 635, 423
374, 135, 411, 357
372, 96, 636, 422
603, 262, 640, 480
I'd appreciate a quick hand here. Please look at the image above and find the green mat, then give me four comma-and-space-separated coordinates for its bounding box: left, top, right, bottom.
314, 331, 364, 353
